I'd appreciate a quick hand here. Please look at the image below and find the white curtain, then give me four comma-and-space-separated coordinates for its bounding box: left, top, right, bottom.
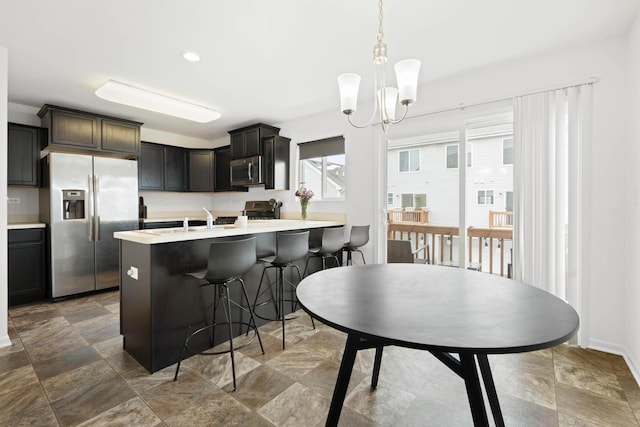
513, 84, 593, 343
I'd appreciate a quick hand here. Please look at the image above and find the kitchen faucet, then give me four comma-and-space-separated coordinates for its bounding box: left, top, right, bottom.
203, 207, 214, 229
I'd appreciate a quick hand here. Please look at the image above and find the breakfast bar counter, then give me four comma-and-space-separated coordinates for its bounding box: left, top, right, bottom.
115, 219, 343, 373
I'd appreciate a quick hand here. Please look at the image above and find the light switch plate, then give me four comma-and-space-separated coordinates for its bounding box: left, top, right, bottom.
7, 197, 20, 204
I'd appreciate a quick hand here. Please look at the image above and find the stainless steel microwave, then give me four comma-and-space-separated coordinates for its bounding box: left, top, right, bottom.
230, 156, 262, 186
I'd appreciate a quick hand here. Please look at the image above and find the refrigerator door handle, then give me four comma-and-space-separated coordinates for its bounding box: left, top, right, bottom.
88, 174, 95, 241
94, 175, 101, 241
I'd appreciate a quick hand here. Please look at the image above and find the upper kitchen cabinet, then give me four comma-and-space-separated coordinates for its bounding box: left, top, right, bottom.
38, 104, 142, 155
189, 150, 214, 192
229, 123, 280, 159
164, 146, 188, 191
138, 142, 187, 191
101, 119, 140, 154
263, 135, 291, 190
8, 123, 45, 186
139, 142, 164, 190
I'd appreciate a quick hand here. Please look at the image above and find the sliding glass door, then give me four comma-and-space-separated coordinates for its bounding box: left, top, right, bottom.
385, 102, 513, 276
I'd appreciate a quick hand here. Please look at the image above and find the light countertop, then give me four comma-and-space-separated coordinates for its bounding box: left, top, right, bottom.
8, 222, 46, 230
114, 219, 344, 245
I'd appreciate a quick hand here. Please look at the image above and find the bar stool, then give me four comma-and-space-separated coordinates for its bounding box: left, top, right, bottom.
343, 225, 370, 265
303, 226, 345, 277
252, 230, 312, 349
174, 236, 264, 391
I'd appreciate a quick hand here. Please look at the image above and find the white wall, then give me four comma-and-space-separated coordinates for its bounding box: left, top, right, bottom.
1, 47, 10, 348
626, 13, 640, 381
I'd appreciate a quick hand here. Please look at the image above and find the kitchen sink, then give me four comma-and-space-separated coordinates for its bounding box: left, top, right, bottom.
136, 225, 231, 235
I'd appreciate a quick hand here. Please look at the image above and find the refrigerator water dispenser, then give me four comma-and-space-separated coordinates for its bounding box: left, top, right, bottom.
62, 189, 85, 219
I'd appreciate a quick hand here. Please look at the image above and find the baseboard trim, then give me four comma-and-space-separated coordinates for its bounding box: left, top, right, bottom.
589, 339, 640, 387
0, 334, 11, 348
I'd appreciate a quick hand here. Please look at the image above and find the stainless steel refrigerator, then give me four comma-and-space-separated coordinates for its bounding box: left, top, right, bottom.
40, 152, 138, 298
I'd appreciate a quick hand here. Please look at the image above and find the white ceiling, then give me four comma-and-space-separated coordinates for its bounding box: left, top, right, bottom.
1, 0, 638, 140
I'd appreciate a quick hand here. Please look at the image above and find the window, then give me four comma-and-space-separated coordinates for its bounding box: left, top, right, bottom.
446, 144, 458, 169
399, 149, 420, 172
477, 190, 495, 205
401, 193, 413, 208
387, 192, 394, 205
401, 193, 427, 208
467, 142, 473, 168
299, 136, 345, 200
503, 138, 513, 165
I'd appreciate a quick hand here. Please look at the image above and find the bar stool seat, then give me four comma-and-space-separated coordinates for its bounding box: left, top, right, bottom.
343, 225, 370, 265
303, 226, 345, 277
174, 236, 264, 391
252, 230, 312, 349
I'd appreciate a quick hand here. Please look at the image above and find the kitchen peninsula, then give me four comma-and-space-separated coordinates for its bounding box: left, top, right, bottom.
114, 219, 343, 373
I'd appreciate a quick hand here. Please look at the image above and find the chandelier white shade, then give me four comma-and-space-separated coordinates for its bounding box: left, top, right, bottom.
337, 0, 420, 132
95, 80, 220, 123
395, 59, 421, 105
337, 73, 361, 114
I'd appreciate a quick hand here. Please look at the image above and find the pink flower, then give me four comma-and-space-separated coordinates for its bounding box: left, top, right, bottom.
295, 186, 314, 201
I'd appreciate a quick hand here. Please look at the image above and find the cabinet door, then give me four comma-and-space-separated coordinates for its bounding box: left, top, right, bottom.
214, 146, 232, 191
101, 119, 140, 154
139, 143, 164, 190
8, 229, 46, 306
8, 124, 40, 186
230, 132, 245, 159
189, 150, 214, 191
263, 136, 290, 190
164, 146, 187, 191
51, 110, 99, 149
243, 127, 261, 157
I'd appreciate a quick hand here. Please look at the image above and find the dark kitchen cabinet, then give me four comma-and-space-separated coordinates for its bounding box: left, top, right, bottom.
189, 150, 214, 192
101, 119, 140, 154
8, 123, 44, 186
214, 146, 232, 192
38, 104, 142, 155
164, 146, 187, 191
139, 142, 187, 191
8, 228, 47, 306
139, 143, 164, 190
229, 123, 280, 159
263, 135, 291, 190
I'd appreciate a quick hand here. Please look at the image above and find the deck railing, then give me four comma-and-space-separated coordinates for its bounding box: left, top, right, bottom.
489, 210, 513, 228
388, 209, 429, 224
387, 222, 513, 277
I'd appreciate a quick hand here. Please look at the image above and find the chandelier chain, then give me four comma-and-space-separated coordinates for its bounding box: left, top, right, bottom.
377, 0, 384, 43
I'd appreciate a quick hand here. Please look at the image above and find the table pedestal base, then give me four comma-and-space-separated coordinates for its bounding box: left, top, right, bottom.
326, 334, 505, 427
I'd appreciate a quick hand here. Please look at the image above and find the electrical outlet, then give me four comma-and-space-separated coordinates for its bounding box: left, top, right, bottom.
7, 197, 20, 204
127, 266, 139, 280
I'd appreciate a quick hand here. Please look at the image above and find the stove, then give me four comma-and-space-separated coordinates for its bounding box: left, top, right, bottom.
214, 200, 282, 225
242, 200, 281, 220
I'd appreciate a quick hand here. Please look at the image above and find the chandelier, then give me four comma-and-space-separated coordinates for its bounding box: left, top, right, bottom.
337, 0, 421, 133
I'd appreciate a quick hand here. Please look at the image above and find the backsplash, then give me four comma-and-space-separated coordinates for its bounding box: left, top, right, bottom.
7, 187, 39, 222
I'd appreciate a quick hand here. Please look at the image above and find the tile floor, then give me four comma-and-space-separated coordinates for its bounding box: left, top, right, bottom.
1, 290, 640, 426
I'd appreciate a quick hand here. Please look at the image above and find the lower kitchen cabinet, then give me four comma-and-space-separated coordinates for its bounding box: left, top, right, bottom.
8, 228, 47, 306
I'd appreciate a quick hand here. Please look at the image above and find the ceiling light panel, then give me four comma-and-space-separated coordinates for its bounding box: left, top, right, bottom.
95, 80, 220, 123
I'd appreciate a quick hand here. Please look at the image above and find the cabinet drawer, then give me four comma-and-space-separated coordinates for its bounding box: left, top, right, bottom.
9, 229, 44, 243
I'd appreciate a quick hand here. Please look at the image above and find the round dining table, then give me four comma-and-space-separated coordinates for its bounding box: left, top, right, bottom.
296, 263, 579, 427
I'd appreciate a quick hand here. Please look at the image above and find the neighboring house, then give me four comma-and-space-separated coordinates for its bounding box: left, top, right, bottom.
387, 122, 513, 228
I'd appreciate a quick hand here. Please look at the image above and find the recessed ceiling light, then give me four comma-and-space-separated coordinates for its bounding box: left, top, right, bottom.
182, 51, 200, 62
95, 80, 220, 123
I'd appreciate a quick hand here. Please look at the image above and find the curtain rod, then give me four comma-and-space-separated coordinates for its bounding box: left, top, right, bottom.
403, 77, 600, 121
